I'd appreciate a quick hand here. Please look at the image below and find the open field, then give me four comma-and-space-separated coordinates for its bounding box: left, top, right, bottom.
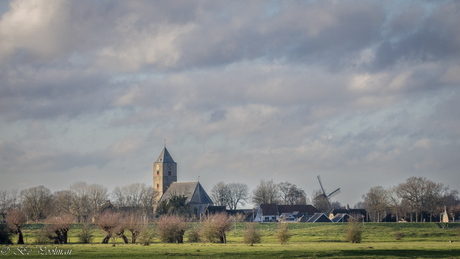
1, 223, 459, 258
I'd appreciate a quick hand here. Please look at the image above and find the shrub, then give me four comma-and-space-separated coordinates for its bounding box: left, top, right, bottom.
243, 223, 261, 246
46, 214, 75, 244
96, 212, 122, 244
157, 215, 188, 243
125, 213, 145, 244
345, 218, 362, 243
0, 224, 12, 244
6, 209, 26, 244
393, 232, 404, 240
137, 227, 155, 246
187, 227, 201, 243
78, 223, 94, 244
34, 228, 52, 244
200, 213, 232, 243
275, 223, 292, 245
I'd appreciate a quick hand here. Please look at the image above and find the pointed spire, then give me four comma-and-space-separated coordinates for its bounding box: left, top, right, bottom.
155, 147, 176, 163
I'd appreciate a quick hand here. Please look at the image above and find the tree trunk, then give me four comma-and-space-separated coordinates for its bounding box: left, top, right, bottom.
17, 230, 24, 244
219, 233, 226, 243
119, 234, 128, 244
101, 234, 111, 244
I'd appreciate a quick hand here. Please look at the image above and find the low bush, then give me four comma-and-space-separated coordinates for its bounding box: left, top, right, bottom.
0, 224, 12, 244
137, 228, 155, 246
187, 227, 200, 243
78, 223, 94, 244
200, 213, 232, 243
34, 228, 51, 244
275, 224, 292, 245
243, 223, 261, 246
394, 232, 404, 240
157, 215, 188, 243
345, 218, 362, 243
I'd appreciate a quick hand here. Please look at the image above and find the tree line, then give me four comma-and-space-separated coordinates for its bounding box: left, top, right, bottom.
357, 177, 460, 222
0, 182, 156, 223
211, 180, 308, 210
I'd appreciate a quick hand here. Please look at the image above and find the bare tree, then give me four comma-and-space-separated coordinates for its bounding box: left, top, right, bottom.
87, 184, 109, 221
210, 182, 230, 207
156, 215, 188, 243
53, 190, 72, 216
423, 181, 448, 222
46, 214, 75, 244
6, 209, 26, 244
20, 185, 54, 222
0, 190, 19, 220
200, 213, 232, 243
312, 189, 330, 213
211, 182, 249, 210
362, 186, 388, 222
97, 212, 122, 244
111, 183, 155, 218
278, 182, 306, 205
252, 180, 280, 206
69, 182, 90, 223
444, 190, 460, 221
139, 185, 155, 218
396, 177, 448, 222
227, 183, 249, 210
387, 187, 402, 222
125, 213, 146, 244
353, 201, 367, 209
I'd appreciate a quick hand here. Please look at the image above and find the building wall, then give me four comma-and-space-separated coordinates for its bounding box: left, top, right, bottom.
153, 162, 177, 203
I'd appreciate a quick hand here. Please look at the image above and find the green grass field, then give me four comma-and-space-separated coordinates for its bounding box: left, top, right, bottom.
1, 223, 459, 258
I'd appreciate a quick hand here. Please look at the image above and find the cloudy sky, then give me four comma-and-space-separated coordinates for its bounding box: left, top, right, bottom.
1, 0, 459, 207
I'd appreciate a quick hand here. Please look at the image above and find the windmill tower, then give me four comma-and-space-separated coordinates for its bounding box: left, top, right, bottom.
316, 175, 341, 215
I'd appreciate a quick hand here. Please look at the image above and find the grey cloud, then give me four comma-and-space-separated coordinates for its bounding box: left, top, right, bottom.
373, 2, 460, 70
0, 66, 112, 121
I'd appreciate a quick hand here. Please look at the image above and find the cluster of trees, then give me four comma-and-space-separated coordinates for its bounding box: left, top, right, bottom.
252, 180, 307, 206
211, 182, 250, 210
358, 177, 460, 222
0, 182, 156, 223
211, 180, 307, 210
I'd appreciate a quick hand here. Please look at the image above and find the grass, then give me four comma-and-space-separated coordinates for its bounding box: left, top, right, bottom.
2, 222, 459, 258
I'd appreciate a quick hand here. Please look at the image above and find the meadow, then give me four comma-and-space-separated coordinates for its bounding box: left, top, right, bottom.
1, 223, 459, 258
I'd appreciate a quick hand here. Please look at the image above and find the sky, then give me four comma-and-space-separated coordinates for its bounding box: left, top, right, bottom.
0, 0, 459, 208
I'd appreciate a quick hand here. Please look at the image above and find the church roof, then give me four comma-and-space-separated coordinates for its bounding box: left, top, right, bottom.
159, 182, 213, 205
155, 147, 176, 163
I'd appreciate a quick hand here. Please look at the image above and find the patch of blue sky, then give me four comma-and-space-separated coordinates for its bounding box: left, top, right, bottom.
264, 0, 281, 18
0, 1, 9, 17
109, 72, 164, 85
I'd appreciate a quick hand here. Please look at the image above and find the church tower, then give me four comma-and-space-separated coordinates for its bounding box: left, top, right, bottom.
153, 147, 177, 203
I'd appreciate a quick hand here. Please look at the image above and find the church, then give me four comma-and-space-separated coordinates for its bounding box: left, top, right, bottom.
153, 146, 214, 219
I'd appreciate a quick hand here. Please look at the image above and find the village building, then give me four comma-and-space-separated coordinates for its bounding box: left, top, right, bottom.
330, 205, 367, 222
254, 204, 319, 222
153, 146, 214, 219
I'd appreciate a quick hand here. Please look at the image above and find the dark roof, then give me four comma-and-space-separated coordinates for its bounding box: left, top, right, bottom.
277, 205, 319, 214
331, 213, 350, 223
159, 182, 213, 205
307, 213, 332, 223
100, 200, 117, 214
333, 208, 367, 215
155, 147, 176, 163
259, 204, 278, 215
205, 206, 227, 214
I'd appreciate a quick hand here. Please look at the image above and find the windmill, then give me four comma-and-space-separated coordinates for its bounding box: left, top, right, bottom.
316, 175, 341, 214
